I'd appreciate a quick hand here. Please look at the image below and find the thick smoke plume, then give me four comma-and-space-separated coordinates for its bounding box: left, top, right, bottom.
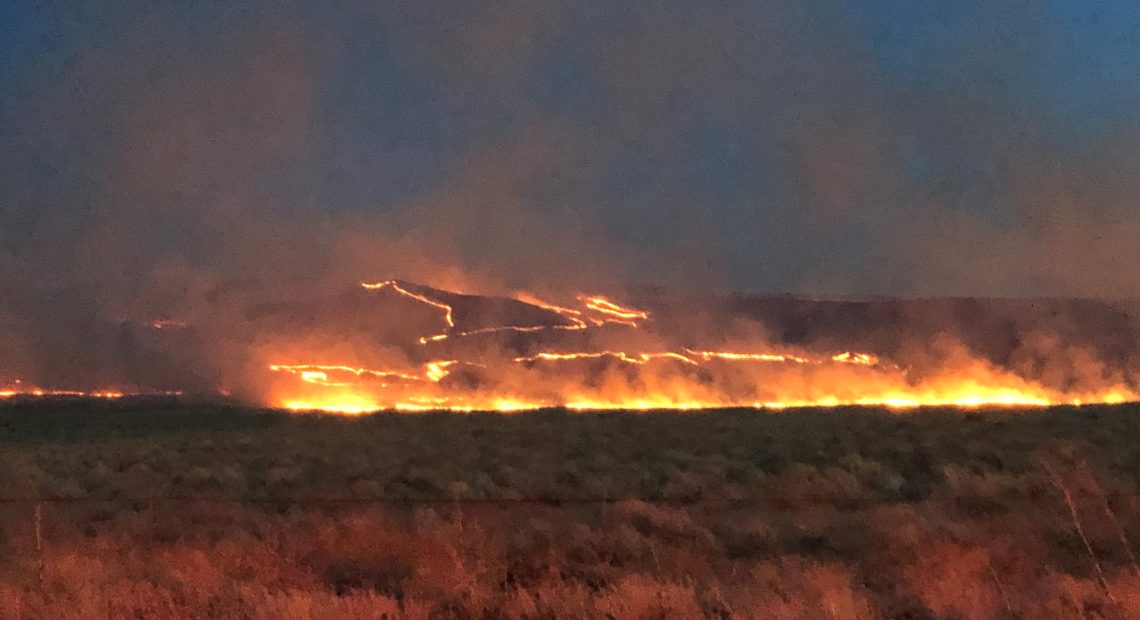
1, 1, 1138, 398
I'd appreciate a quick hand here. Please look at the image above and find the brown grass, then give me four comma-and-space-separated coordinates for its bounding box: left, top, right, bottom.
2, 403, 1140, 617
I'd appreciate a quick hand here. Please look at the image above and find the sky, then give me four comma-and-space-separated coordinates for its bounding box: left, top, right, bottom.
2, 0, 1140, 301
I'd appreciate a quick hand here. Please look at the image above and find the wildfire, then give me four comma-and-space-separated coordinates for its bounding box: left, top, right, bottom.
513, 294, 590, 329
362, 280, 651, 345
686, 350, 812, 364
0, 388, 126, 399
832, 352, 879, 366
578, 295, 650, 326
512, 351, 699, 366
8, 276, 1132, 414
361, 280, 455, 328
267, 364, 425, 386
263, 279, 1139, 414
0, 380, 182, 401
425, 360, 458, 382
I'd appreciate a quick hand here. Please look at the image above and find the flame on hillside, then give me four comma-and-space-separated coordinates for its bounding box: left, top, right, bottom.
259, 280, 1140, 414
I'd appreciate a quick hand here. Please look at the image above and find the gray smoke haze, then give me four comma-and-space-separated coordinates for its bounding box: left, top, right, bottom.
2, 1, 1139, 389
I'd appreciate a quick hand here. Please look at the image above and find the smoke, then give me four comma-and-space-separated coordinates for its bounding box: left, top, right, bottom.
1, 1, 1138, 393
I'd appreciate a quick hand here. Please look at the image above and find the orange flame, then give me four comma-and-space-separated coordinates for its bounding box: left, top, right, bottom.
362, 282, 649, 345
513, 351, 700, 366
0, 380, 181, 401
578, 295, 650, 326
267, 364, 424, 385
362, 280, 455, 328
266, 345, 1138, 415
255, 280, 1140, 414
686, 349, 812, 364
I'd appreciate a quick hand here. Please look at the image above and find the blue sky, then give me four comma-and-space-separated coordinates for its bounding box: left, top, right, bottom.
2, 0, 1139, 298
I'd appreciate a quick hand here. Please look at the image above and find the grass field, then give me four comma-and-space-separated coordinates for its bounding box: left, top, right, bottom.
3, 402, 1140, 618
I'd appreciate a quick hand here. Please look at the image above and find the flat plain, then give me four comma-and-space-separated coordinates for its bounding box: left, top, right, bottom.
2, 402, 1140, 618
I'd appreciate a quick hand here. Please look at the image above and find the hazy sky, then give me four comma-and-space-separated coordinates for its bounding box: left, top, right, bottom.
2, 1, 1140, 297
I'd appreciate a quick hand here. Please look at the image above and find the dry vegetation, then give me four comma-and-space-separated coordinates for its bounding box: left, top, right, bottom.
2, 402, 1140, 618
